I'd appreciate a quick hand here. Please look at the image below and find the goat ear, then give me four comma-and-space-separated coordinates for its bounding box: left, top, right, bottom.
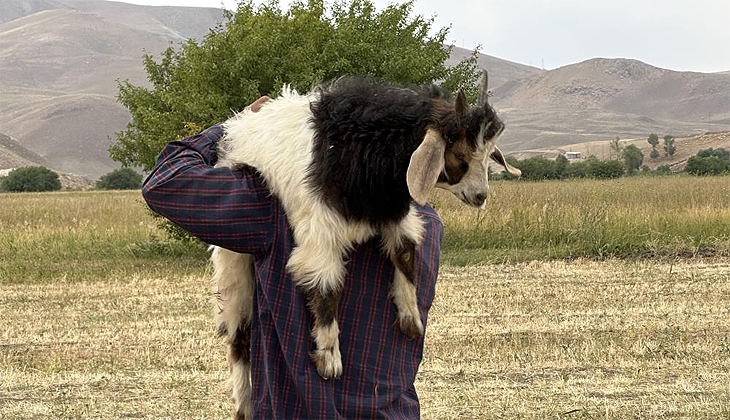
407, 129, 446, 206
478, 70, 489, 106
490, 146, 522, 177
455, 89, 468, 118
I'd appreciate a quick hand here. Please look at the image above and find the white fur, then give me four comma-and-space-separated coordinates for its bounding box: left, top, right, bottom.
211, 247, 254, 419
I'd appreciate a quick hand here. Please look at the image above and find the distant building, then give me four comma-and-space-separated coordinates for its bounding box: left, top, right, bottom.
565, 151, 582, 159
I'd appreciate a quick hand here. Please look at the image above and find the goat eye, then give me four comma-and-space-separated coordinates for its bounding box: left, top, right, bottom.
454, 152, 466, 160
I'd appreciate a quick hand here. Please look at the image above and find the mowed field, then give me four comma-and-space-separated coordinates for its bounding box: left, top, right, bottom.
1, 177, 729, 419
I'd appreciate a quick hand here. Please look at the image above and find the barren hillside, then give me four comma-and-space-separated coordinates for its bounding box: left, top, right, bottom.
493, 58, 730, 151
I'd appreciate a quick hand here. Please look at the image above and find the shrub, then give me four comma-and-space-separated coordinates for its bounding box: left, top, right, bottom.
655, 164, 672, 175
0, 166, 62, 192
96, 168, 143, 190
514, 156, 560, 181
685, 156, 730, 176
587, 159, 624, 179
697, 148, 730, 161
563, 161, 589, 179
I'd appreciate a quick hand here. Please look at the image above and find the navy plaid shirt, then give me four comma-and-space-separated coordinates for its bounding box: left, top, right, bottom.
142, 124, 444, 419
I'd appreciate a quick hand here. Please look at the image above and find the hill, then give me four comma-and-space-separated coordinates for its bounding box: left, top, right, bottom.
0, 132, 51, 169
493, 58, 730, 151
0, 132, 95, 189
446, 46, 543, 91
0, 1, 224, 179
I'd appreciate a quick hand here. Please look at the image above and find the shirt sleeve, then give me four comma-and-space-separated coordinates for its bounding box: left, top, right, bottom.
141, 124, 273, 256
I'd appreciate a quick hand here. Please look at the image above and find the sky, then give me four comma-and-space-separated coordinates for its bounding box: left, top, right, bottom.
121, 0, 730, 73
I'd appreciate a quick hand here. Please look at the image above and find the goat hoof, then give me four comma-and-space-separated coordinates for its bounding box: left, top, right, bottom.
398, 314, 424, 339
311, 347, 342, 379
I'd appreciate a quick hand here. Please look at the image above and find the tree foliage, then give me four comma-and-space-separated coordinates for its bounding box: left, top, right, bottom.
0, 166, 61, 192
111, 0, 481, 170
663, 135, 676, 157
647, 133, 659, 148
610, 136, 622, 159
622, 144, 644, 174
686, 148, 730, 176
96, 168, 143, 190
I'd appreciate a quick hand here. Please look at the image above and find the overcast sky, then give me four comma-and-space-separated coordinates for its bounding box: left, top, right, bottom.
121, 0, 730, 73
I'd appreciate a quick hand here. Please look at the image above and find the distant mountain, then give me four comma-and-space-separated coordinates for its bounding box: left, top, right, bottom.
492, 58, 730, 151
446, 46, 543, 91
0, 0, 224, 179
0, 0, 223, 39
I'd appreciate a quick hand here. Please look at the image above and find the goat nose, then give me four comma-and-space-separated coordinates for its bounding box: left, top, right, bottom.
474, 192, 487, 204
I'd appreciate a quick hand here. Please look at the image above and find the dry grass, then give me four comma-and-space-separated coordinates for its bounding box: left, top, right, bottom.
2, 261, 729, 419
420, 260, 730, 419
435, 176, 730, 264
1, 180, 730, 419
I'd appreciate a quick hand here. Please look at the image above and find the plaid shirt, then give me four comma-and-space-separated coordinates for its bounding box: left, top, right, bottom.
142, 124, 444, 419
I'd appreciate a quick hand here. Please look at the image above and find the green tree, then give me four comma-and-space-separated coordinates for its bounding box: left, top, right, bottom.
0, 166, 62, 192
555, 154, 569, 178
685, 156, 729, 176
663, 135, 676, 157
610, 136, 622, 160
110, 0, 481, 170
647, 133, 659, 148
564, 161, 589, 178
622, 144, 644, 174
96, 168, 143, 190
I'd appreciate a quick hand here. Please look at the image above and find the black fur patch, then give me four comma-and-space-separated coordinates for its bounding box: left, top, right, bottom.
307, 77, 503, 223
230, 323, 251, 364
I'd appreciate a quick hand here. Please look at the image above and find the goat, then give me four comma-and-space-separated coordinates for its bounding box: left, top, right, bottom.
211, 71, 521, 419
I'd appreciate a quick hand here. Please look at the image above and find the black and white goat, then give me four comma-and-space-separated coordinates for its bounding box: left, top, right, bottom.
211, 72, 520, 418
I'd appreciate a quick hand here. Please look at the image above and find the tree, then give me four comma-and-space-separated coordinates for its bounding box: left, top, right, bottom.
647, 133, 659, 148
663, 135, 676, 157
110, 0, 481, 171
650, 148, 659, 159
622, 144, 644, 174
96, 168, 143, 190
0, 166, 61, 192
555, 154, 569, 178
610, 136, 622, 159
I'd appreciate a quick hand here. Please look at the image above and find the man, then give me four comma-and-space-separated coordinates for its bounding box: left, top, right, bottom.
142, 97, 444, 419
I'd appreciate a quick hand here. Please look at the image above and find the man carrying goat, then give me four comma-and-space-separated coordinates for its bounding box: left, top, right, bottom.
142, 73, 519, 419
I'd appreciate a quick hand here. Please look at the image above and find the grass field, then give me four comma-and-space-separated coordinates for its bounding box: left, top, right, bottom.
1, 177, 729, 419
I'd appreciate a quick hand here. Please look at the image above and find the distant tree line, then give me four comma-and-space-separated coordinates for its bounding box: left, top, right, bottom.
498, 147, 730, 181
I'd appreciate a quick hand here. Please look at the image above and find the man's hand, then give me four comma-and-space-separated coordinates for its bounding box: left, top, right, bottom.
246, 96, 271, 113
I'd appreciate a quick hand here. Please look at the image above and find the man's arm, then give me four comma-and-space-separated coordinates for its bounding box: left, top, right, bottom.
141, 123, 273, 256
